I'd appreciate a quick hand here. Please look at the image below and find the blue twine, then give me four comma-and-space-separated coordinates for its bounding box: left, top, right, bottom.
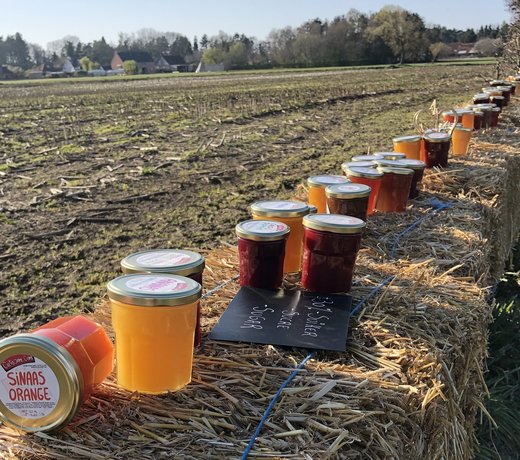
350, 275, 396, 316
389, 198, 453, 260
240, 351, 316, 460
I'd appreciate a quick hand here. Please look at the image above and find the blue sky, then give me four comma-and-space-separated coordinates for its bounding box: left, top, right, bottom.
0, 0, 511, 48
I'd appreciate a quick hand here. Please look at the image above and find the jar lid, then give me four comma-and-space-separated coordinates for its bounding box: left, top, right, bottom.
374, 159, 400, 167
492, 107, 502, 112
454, 109, 474, 115
250, 200, 309, 217
393, 134, 421, 143
325, 183, 371, 199
345, 166, 384, 179
236, 220, 290, 241
482, 87, 502, 93
308, 204, 317, 214
473, 93, 490, 100
303, 213, 366, 234
121, 249, 205, 276
0, 334, 83, 432
351, 155, 385, 162
490, 80, 509, 86
377, 166, 414, 175
307, 175, 350, 188
107, 274, 202, 306
341, 161, 377, 170
423, 132, 451, 142
490, 95, 504, 100
496, 85, 513, 91
394, 159, 426, 170
373, 152, 406, 161
467, 103, 496, 110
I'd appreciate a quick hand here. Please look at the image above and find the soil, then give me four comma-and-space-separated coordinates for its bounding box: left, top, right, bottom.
0, 64, 495, 335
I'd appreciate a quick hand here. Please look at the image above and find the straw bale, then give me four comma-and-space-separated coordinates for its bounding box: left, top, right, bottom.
1, 111, 520, 460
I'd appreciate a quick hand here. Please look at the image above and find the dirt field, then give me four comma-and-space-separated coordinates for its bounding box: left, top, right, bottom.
0, 64, 495, 335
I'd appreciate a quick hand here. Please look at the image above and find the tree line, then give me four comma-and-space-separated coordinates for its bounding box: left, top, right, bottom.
0, 5, 510, 74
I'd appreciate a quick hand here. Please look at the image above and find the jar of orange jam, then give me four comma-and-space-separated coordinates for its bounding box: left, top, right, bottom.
452, 126, 472, 156
302, 214, 365, 293
0, 316, 114, 432
325, 183, 371, 221
344, 167, 383, 215
307, 175, 350, 213
392, 135, 422, 160
376, 167, 413, 212
250, 200, 310, 273
108, 274, 201, 394
236, 220, 289, 289
120, 249, 205, 348
394, 159, 426, 198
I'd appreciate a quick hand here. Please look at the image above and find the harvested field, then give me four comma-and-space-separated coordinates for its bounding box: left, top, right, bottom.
1, 65, 520, 459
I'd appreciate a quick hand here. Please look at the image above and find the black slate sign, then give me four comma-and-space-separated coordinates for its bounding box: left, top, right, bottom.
209, 287, 352, 352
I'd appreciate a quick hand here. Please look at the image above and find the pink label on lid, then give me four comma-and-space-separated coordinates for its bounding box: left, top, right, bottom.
315, 214, 363, 226
310, 175, 349, 185
126, 276, 189, 294
135, 251, 194, 268
263, 201, 304, 210
241, 221, 287, 233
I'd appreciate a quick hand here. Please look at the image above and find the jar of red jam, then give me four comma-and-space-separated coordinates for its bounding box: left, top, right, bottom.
250, 200, 310, 273
373, 152, 406, 161
473, 93, 490, 104
376, 166, 413, 212
491, 107, 501, 127
236, 220, 289, 289
341, 161, 377, 172
302, 214, 365, 293
0, 316, 114, 432
344, 166, 383, 215
497, 86, 512, 105
470, 109, 484, 130
394, 159, 426, 199
121, 249, 205, 347
325, 183, 371, 221
351, 154, 385, 162
307, 175, 350, 214
421, 132, 451, 168
489, 95, 505, 110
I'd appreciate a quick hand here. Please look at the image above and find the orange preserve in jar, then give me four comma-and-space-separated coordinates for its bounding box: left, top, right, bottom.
108, 274, 201, 394
392, 135, 422, 160
120, 249, 205, 348
0, 316, 113, 432
452, 126, 472, 156
250, 200, 310, 273
307, 175, 350, 214
376, 167, 413, 212
345, 167, 383, 215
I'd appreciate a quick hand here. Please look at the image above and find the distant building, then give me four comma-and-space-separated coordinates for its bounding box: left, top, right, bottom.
448, 43, 479, 57
156, 54, 186, 72
0, 65, 17, 80
111, 51, 155, 74
26, 64, 45, 79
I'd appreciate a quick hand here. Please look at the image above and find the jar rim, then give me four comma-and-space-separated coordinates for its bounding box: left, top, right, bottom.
121, 249, 205, 276
303, 213, 365, 234
307, 175, 350, 188
236, 219, 290, 241
325, 183, 371, 198
250, 200, 309, 217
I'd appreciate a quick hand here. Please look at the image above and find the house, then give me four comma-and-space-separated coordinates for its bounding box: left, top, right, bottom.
156, 54, 186, 72
448, 43, 479, 57
111, 51, 155, 74
26, 64, 45, 79
45, 57, 76, 77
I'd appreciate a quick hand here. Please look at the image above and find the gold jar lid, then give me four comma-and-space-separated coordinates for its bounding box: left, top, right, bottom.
250, 200, 309, 218
377, 166, 414, 175
236, 220, 290, 242
308, 204, 317, 214
473, 93, 490, 100
341, 160, 377, 171
490, 79, 509, 86
393, 134, 421, 143
492, 107, 501, 112
351, 155, 385, 162
345, 166, 384, 179
325, 183, 371, 199
394, 159, 426, 170
490, 95, 504, 100
496, 85, 513, 92
375, 159, 400, 167
121, 249, 205, 276
307, 175, 350, 188
107, 274, 202, 306
423, 131, 451, 143
303, 213, 365, 234
0, 334, 83, 432
373, 152, 406, 161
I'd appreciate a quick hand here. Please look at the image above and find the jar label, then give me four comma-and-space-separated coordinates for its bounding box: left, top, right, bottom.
126, 275, 189, 293
315, 215, 363, 226
135, 251, 194, 268
263, 201, 304, 210
310, 175, 348, 185
0, 355, 60, 419
241, 221, 287, 233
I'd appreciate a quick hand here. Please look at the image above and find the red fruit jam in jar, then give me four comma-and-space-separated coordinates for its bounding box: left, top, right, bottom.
375, 166, 414, 212
307, 175, 350, 214
302, 214, 365, 293
0, 316, 114, 432
394, 159, 426, 199
121, 249, 205, 347
325, 183, 371, 221
236, 220, 289, 289
344, 167, 383, 216
421, 132, 451, 168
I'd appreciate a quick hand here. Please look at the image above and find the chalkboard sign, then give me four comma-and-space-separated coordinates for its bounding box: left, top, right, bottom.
209, 287, 353, 352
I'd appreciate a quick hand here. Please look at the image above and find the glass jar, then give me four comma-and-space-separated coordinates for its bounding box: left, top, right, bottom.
307, 175, 350, 214
456, 110, 475, 129
108, 274, 201, 394
344, 166, 383, 215
376, 166, 414, 212
489, 95, 504, 110
473, 93, 490, 104
0, 316, 114, 432
393, 159, 426, 198
470, 109, 484, 130
482, 87, 503, 97
490, 79, 509, 87
373, 152, 406, 161
421, 132, 451, 168
351, 154, 385, 162
302, 214, 365, 293
325, 183, 371, 221
121, 249, 205, 347
341, 161, 377, 172
392, 135, 422, 160
496, 86, 512, 105
491, 107, 501, 127
452, 126, 473, 156
235, 220, 289, 289
250, 200, 310, 273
